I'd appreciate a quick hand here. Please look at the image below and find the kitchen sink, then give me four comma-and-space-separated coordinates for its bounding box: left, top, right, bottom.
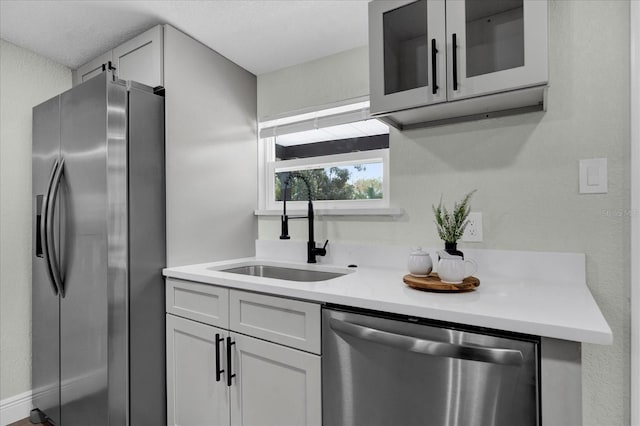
209, 262, 350, 282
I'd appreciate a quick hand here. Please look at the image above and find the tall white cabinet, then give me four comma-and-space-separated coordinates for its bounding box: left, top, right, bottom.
166, 278, 322, 426
163, 26, 257, 266
74, 25, 258, 266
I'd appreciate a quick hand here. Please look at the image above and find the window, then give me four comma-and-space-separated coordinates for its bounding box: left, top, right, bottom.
258, 101, 390, 211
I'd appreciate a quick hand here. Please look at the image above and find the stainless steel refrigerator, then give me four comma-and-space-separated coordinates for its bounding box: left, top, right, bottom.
31, 71, 165, 425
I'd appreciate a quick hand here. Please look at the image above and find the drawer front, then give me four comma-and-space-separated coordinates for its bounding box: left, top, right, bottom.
166, 278, 229, 328
230, 290, 321, 354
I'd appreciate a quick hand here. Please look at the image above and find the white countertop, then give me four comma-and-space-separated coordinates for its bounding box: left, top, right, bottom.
163, 241, 612, 345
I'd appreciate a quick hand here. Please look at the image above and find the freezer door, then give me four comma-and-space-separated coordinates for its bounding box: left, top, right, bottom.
32, 95, 61, 425
58, 72, 123, 426
322, 308, 539, 426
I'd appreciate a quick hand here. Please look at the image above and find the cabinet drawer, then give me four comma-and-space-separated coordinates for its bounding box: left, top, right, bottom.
166, 278, 229, 328
230, 290, 321, 354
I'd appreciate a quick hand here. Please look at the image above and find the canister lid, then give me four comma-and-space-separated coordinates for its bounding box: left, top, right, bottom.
410, 247, 429, 256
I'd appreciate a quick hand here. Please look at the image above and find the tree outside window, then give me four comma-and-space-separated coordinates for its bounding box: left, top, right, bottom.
276, 163, 383, 202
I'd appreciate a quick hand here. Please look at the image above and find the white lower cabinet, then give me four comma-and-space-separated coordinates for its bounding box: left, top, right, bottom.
166, 279, 321, 426
230, 333, 321, 426
167, 314, 230, 426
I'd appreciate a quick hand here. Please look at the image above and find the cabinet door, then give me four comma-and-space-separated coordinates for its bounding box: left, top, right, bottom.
446, 0, 548, 100
167, 314, 229, 426
229, 333, 321, 426
112, 25, 163, 87
73, 51, 113, 86
369, 0, 446, 115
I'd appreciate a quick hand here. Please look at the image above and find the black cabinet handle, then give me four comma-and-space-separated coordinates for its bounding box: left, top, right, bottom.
226, 337, 236, 386
431, 39, 439, 95
35, 195, 44, 258
215, 334, 224, 382
452, 33, 458, 91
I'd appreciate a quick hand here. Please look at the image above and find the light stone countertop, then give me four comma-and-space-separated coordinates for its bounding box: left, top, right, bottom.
163, 240, 612, 345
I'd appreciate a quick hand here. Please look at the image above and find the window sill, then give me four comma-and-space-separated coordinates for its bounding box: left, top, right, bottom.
254, 208, 405, 217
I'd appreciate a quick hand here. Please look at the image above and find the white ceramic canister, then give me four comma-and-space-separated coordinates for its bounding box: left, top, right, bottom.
408, 247, 433, 277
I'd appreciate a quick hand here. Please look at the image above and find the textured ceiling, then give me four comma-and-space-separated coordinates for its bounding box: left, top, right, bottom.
0, 0, 369, 75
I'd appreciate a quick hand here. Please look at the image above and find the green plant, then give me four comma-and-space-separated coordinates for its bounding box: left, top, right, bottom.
432, 190, 477, 243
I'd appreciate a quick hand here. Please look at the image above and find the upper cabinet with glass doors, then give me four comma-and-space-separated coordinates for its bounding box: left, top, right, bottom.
369, 0, 447, 114
369, 0, 548, 127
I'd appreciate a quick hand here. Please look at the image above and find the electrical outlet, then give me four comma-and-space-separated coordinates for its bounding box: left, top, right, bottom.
462, 212, 483, 242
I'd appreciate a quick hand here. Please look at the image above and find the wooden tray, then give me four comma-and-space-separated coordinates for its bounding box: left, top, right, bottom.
403, 273, 480, 293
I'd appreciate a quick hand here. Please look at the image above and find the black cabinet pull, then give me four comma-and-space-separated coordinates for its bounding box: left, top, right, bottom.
35, 195, 44, 257
431, 39, 439, 95
215, 334, 224, 382
452, 33, 458, 91
226, 337, 236, 386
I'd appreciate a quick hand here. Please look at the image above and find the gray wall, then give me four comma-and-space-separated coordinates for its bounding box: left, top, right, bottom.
0, 40, 72, 400
257, 1, 631, 425
258, 45, 369, 119
164, 25, 258, 267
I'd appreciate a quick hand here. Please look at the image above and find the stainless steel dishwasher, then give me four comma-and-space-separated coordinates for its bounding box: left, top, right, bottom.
322, 307, 539, 426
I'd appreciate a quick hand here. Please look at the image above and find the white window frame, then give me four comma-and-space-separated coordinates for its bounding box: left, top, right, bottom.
257, 101, 391, 212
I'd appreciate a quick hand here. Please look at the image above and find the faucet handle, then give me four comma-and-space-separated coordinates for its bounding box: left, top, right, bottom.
316, 239, 328, 256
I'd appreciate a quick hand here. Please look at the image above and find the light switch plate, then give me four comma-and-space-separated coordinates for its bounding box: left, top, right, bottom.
579, 158, 607, 194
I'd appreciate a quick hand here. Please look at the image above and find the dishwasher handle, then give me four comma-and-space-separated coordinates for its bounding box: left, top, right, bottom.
330, 318, 524, 366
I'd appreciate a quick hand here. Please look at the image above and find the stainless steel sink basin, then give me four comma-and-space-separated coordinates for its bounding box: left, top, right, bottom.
209, 262, 350, 282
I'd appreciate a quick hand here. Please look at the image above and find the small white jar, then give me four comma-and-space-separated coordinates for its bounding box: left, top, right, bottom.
408, 247, 433, 277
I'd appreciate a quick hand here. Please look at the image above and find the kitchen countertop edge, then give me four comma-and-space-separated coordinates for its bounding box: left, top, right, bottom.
163, 258, 613, 346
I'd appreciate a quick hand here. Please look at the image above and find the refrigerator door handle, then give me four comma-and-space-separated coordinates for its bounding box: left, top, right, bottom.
40, 159, 59, 296
329, 318, 524, 366
46, 157, 65, 297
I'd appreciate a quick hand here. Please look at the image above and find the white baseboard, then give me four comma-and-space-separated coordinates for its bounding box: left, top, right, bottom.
0, 369, 106, 426
0, 390, 32, 426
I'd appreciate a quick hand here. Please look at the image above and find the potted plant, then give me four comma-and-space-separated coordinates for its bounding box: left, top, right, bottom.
432, 190, 477, 258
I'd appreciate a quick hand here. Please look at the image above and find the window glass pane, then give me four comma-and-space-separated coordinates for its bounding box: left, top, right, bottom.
275, 162, 384, 202
383, 0, 428, 94
465, 0, 524, 77
261, 103, 390, 208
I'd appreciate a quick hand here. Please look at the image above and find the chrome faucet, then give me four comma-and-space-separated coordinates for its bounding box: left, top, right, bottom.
279, 173, 328, 263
